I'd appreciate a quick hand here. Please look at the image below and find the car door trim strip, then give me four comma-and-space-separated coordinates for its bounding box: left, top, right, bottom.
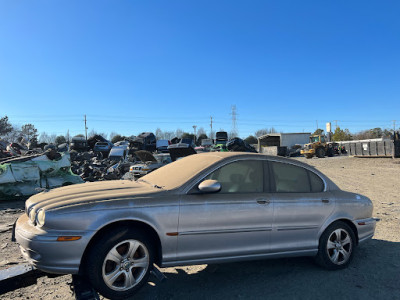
276, 225, 319, 231
178, 227, 272, 236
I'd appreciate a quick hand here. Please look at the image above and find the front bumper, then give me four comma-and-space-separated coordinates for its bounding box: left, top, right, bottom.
130, 170, 149, 177
14, 214, 95, 274
353, 217, 379, 244
300, 149, 315, 155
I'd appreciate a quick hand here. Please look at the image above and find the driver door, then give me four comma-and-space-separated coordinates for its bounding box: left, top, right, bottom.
177, 160, 273, 262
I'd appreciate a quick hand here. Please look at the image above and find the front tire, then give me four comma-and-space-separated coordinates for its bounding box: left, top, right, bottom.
316, 147, 325, 158
315, 221, 356, 270
84, 227, 154, 299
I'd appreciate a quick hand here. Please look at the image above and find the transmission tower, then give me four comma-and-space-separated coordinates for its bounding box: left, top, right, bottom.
230, 105, 238, 137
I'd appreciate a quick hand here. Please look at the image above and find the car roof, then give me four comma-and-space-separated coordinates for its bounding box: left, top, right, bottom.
191, 152, 328, 178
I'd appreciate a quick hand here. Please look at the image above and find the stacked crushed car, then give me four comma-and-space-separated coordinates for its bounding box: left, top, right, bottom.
0, 150, 83, 198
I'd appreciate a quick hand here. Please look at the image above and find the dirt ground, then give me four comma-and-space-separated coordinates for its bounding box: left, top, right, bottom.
0, 156, 399, 300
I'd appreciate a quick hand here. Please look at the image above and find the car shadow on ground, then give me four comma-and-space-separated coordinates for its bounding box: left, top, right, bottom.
135, 239, 400, 300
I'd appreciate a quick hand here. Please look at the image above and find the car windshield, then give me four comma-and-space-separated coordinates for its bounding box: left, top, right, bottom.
181, 139, 192, 144
139, 153, 222, 190
310, 136, 321, 143
153, 155, 171, 164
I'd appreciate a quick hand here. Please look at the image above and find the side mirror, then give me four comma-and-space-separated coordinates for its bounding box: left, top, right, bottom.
198, 180, 221, 193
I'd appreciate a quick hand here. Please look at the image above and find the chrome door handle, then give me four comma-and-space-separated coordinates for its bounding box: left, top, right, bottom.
321, 198, 330, 203
256, 198, 270, 205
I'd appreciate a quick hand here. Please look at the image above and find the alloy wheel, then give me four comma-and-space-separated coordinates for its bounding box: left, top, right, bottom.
102, 239, 150, 291
326, 228, 353, 265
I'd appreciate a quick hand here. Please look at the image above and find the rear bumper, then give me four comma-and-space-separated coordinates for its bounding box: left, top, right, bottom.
14, 214, 94, 274
353, 217, 379, 244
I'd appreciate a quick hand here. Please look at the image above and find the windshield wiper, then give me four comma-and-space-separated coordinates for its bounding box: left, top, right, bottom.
138, 179, 163, 189
137, 179, 151, 185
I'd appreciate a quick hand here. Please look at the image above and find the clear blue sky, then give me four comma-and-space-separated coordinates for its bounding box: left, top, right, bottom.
1, 0, 399, 138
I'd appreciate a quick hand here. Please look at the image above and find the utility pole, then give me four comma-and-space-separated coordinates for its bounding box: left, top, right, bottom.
192, 125, 197, 145
333, 120, 338, 130
84, 115, 88, 140
210, 116, 213, 140
393, 120, 396, 131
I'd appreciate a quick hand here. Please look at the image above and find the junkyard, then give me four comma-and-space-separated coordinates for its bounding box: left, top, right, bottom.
0, 155, 399, 299
2, 1, 400, 299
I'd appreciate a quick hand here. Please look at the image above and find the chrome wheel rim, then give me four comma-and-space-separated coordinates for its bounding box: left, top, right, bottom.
102, 239, 149, 291
326, 228, 352, 265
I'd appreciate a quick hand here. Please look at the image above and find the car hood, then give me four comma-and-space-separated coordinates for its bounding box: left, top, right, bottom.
25, 180, 164, 215
135, 150, 157, 163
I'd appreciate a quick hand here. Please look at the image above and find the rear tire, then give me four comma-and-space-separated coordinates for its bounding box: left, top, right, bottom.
327, 147, 334, 157
84, 227, 154, 299
315, 221, 356, 270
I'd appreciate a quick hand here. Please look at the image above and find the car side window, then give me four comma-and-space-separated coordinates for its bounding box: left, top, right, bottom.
309, 171, 325, 192
271, 162, 310, 193
205, 160, 263, 193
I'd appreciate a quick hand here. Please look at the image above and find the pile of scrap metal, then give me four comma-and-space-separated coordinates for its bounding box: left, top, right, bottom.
0, 138, 62, 159
69, 150, 135, 182
0, 150, 83, 199
0, 140, 12, 159
123, 150, 173, 179
129, 132, 157, 153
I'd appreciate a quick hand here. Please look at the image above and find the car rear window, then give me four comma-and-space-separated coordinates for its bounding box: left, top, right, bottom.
271, 162, 310, 193
270, 161, 325, 193
309, 171, 325, 192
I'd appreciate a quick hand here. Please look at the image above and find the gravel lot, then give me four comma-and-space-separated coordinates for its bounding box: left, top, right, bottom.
0, 156, 399, 300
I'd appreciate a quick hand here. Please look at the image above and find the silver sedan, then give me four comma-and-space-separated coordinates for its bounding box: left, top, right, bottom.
15, 152, 378, 299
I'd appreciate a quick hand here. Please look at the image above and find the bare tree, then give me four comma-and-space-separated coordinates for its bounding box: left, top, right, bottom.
197, 127, 206, 138
109, 131, 118, 141
229, 130, 238, 139
175, 129, 183, 138
39, 132, 51, 143
255, 127, 276, 138
88, 129, 107, 139
49, 134, 57, 143
155, 128, 163, 139
164, 131, 174, 140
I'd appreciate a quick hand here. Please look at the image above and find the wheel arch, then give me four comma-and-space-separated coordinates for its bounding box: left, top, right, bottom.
320, 218, 359, 245
79, 219, 163, 274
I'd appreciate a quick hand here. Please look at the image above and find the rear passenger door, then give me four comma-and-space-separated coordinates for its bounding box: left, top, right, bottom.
269, 161, 335, 253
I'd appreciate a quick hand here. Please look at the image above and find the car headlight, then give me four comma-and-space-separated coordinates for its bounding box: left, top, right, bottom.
36, 210, 46, 227
29, 209, 36, 223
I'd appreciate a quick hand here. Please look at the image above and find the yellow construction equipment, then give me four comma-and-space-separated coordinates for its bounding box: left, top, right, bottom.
301, 135, 334, 159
